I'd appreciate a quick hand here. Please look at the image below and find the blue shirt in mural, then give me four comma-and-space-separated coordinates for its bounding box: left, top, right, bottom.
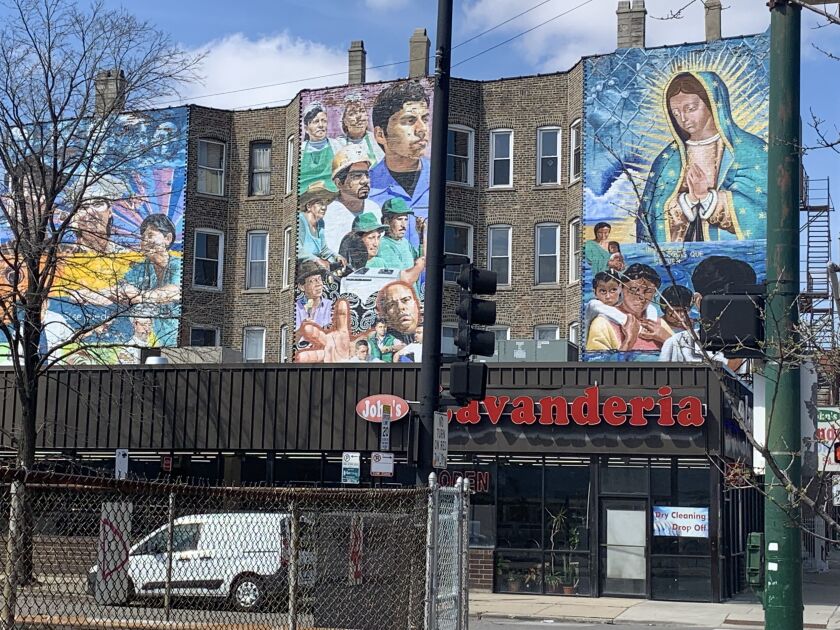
122, 254, 182, 345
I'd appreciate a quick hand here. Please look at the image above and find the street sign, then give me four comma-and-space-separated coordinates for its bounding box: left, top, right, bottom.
380, 404, 392, 451
833, 475, 840, 508
114, 449, 128, 480
432, 411, 448, 469
161, 455, 172, 473
341, 452, 361, 484
371, 452, 394, 477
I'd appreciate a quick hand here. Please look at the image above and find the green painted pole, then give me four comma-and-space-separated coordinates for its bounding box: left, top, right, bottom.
764, 2, 802, 629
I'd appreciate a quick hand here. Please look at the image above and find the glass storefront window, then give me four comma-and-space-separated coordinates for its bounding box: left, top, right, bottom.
495, 551, 542, 594
497, 458, 542, 549
545, 552, 591, 596
545, 459, 590, 550
600, 457, 649, 494
652, 458, 711, 556
651, 556, 712, 601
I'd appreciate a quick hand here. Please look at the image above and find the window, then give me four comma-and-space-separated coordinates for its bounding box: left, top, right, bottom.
447, 125, 474, 186
569, 119, 581, 182
285, 136, 295, 194
490, 130, 513, 188
197, 139, 225, 196
488, 225, 511, 286
246, 231, 268, 290
280, 325, 289, 363
568, 218, 580, 283
535, 223, 560, 285
249, 141, 271, 196
193, 229, 223, 289
535, 325, 559, 341
537, 127, 561, 185
137, 523, 201, 556
243, 327, 266, 363
283, 227, 292, 289
568, 322, 579, 344
190, 327, 219, 347
442, 324, 458, 356
489, 326, 510, 357
444, 222, 473, 282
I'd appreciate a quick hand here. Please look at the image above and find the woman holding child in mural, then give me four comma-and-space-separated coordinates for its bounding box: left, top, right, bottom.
637, 71, 767, 243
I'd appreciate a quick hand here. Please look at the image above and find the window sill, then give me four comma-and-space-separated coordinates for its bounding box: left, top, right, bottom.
242, 288, 270, 295
533, 283, 563, 290
487, 186, 515, 192
495, 285, 513, 291
568, 280, 581, 287
192, 284, 223, 292
534, 183, 561, 190
568, 177, 581, 185
195, 192, 227, 200
245, 194, 275, 201
447, 181, 475, 189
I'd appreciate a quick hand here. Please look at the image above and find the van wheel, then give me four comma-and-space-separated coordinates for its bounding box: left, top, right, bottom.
231, 575, 264, 612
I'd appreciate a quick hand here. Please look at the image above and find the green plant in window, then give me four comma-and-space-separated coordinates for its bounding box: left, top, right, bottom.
546, 506, 581, 593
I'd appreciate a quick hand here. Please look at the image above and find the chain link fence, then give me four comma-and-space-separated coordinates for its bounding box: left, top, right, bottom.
0, 467, 469, 630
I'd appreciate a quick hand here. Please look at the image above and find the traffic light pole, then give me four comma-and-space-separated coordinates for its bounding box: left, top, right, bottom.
417, 0, 453, 484
764, 2, 802, 629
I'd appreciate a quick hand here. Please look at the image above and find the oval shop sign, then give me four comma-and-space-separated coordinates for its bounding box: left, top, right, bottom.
356, 395, 410, 423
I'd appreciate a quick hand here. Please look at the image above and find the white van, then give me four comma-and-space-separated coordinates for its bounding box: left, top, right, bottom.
88, 512, 315, 612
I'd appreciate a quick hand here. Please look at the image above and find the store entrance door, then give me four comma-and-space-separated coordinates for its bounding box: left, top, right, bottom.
599, 499, 648, 597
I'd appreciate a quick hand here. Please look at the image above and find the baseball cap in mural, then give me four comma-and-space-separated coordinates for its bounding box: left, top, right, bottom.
352, 212, 388, 234
331, 144, 373, 179
296, 259, 327, 286
381, 198, 413, 215
299, 181, 338, 209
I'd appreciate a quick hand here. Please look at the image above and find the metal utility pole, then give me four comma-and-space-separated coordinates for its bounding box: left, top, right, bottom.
764, 2, 802, 629
418, 0, 453, 484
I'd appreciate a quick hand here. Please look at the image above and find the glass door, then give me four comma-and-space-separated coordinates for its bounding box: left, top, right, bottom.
599, 498, 648, 597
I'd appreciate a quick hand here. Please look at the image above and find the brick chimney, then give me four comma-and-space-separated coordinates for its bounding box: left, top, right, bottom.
348, 40, 366, 85
616, 0, 647, 49
94, 69, 126, 116
705, 0, 722, 42
409, 28, 430, 78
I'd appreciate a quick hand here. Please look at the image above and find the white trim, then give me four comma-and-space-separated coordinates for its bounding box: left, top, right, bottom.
189, 326, 220, 347
568, 322, 580, 345
534, 325, 560, 341
441, 323, 459, 356
569, 119, 582, 183
280, 325, 289, 363
535, 222, 561, 285
282, 226, 292, 289
568, 218, 581, 284
243, 327, 266, 363
197, 139, 226, 196
489, 129, 514, 188
444, 221, 474, 283
488, 224, 512, 287
192, 228, 224, 290
447, 124, 475, 187
285, 135, 295, 195
246, 230, 269, 290
536, 126, 561, 186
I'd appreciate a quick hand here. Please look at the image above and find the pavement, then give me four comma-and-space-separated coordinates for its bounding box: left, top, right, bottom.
470, 564, 840, 629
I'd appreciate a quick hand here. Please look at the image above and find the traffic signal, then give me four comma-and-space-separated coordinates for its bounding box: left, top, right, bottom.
455, 263, 498, 358
699, 286, 765, 358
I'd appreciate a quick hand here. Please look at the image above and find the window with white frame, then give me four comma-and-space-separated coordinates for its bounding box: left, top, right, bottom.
190, 327, 219, 347
568, 218, 581, 283
444, 222, 473, 282
488, 326, 510, 357
488, 225, 511, 286
280, 325, 289, 363
283, 226, 292, 289
243, 327, 266, 363
537, 127, 561, 185
568, 322, 580, 345
193, 229, 223, 289
285, 136, 295, 194
442, 324, 458, 356
198, 139, 225, 196
535, 325, 560, 341
569, 119, 581, 182
249, 141, 271, 196
447, 125, 474, 186
535, 223, 561, 284
246, 231, 268, 289
489, 130, 513, 188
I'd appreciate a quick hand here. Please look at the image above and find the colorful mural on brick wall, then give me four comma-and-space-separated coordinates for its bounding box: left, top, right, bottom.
580, 34, 769, 362
294, 79, 433, 364
0, 106, 187, 364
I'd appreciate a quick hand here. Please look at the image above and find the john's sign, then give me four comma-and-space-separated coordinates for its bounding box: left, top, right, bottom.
447, 385, 704, 428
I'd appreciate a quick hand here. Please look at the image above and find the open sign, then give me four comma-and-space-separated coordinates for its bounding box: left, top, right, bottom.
356, 395, 410, 423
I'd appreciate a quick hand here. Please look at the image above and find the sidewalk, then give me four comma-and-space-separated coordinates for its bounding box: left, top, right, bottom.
470, 565, 840, 628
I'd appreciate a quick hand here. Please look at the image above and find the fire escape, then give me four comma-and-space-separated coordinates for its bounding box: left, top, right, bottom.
799, 175, 836, 405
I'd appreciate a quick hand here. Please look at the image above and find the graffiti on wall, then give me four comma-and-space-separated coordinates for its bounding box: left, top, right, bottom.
0, 107, 187, 364
294, 79, 433, 364
580, 35, 769, 362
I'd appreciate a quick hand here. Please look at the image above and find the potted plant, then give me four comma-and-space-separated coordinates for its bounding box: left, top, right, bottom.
544, 569, 563, 594
545, 507, 582, 596
495, 557, 523, 593
560, 559, 580, 595
523, 565, 541, 593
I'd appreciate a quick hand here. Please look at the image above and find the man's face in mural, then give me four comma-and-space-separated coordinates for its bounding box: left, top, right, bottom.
306, 111, 328, 142
669, 92, 716, 141
343, 103, 368, 140
339, 164, 371, 199
75, 200, 111, 246
376, 101, 429, 166
387, 214, 408, 240
381, 283, 419, 334
621, 278, 657, 317
360, 230, 382, 259
140, 226, 172, 257
306, 199, 327, 220
355, 343, 369, 360
299, 273, 324, 301
132, 317, 153, 341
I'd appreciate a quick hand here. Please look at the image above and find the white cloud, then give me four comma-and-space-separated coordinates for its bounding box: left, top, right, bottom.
460, 0, 770, 73
364, 0, 410, 8
180, 33, 359, 110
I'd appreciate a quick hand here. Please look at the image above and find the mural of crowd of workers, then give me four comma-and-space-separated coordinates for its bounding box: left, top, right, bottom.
580, 34, 769, 362
0, 107, 187, 364
294, 79, 433, 363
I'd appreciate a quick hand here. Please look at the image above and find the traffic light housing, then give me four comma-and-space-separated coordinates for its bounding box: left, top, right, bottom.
699, 285, 765, 358
455, 263, 498, 358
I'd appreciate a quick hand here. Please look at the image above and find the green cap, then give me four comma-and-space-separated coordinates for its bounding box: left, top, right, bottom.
381, 198, 413, 215
352, 212, 388, 234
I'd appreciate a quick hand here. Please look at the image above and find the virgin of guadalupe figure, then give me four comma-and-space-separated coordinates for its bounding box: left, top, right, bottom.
636, 71, 767, 243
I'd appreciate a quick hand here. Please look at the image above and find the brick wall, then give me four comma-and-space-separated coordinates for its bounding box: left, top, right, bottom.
468, 547, 494, 592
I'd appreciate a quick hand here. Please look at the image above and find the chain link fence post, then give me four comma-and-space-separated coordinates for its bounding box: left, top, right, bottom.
425, 472, 439, 630
459, 478, 470, 630
164, 490, 175, 621
289, 499, 299, 630
1, 480, 23, 630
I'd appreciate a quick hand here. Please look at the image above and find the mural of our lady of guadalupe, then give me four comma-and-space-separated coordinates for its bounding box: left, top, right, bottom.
637, 71, 767, 244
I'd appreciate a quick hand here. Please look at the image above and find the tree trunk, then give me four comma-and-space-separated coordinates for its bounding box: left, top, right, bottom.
15, 376, 38, 586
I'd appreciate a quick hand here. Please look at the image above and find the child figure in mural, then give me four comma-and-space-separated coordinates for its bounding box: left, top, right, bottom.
584, 270, 659, 329
606, 241, 625, 272
637, 71, 767, 243
658, 284, 694, 333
